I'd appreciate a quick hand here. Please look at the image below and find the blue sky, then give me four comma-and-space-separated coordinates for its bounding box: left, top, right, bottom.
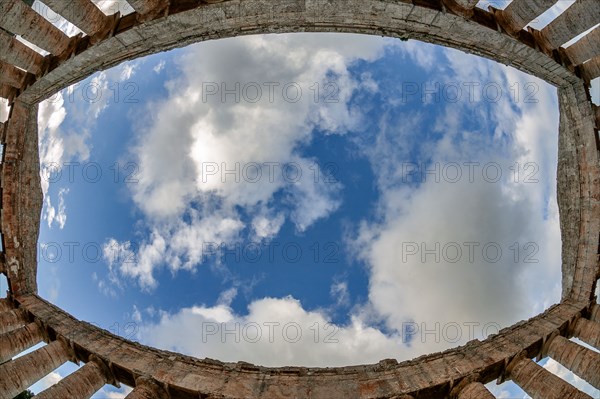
0, 1, 598, 398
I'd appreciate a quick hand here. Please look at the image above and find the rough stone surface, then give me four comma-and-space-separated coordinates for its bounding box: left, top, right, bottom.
1, 101, 42, 295
572, 318, 600, 350
565, 25, 600, 66
508, 357, 592, 399
0, 0, 70, 55
0, 308, 28, 335
0, 322, 44, 363
15, 294, 590, 399
0, 339, 71, 399
0, 29, 44, 75
454, 382, 495, 399
34, 359, 110, 399
546, 335, 600, 390
41, 0, 112, 37
539, 0, 600, 49
124, 377, 168, 399
496, 0, 557, 34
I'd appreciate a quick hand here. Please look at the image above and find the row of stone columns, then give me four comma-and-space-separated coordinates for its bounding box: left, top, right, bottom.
0, 339, 71, 399
495, 0, 600, 69
0, 300, 114, 399
505, 314, 600, 399
0, 0, 70, 55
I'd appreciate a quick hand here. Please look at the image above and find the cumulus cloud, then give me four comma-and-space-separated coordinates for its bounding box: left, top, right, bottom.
43, 188, 69, 229
106, 36, 562, 369
138, 296, 406, 367
104, 33, 394, 289
347, 44, 562, 356
37, 60, 139, 230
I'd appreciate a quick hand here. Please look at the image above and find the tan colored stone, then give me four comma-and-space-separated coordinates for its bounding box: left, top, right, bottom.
0, 339, 71, 399
539, 0, 600, 49
508, 357, 592, 399
565, 26, 600, 66
497, 0, 557, 35
0, 322, 44, 363
547, 335, 600, 390
41, 0, 112, 37
125, 377, 168, 399
0, 0, 71, 55
0, 29, 44, 75
0, 308, 28, 334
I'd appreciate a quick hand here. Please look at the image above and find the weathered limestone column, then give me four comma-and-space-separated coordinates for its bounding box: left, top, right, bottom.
496, 0, 557, 35
538, 0, 600, 49
125, 377, 168, 399
41, 0, 112, 37
0, 0, 70, 55
590, 304, 600, 323
0, 307, 28, 334
35, 358, 112, 399
0, 298, 13, 312
454, 0, 479, 7
564, 26, 600, 65
546, 335, 600, 390
572, 318, 600, 349
0, 339, 72, 399
0, 59, 29, 89
453, 382, 495, 399
582, 55, 600, 81
0, 29, 44, 75
507, 357, 593, 399
0, 322, 44, 363
127, 0, 169, 20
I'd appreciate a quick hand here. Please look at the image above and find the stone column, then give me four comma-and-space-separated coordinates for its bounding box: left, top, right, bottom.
0, 0, 70, 55
0, 59, 29, 89
41, 0, 112, 37
507, 357, 593, 399
546, 335, 600, 390
0, 29, 44, 75
496, 0, 557, 35
582, 55, 600, 81
564, 26, 600, 65
0, 339, 72, 398
0, 308, 28, 334
590, 304, 600, 323
572, 318, 600, 350
0, 298, 13, 313
125, 377, 168, 399
454, 382, 495, 399
539, 0, 600, 49
126, 0, 169, 20
35, 358, 111, 399
0, 322, 44, 363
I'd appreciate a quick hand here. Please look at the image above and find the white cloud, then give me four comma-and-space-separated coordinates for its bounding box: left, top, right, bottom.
138, 296, 407, 367
346, 44, 562, 355
107, 36, 563, 371
251, 212, 285, 240
43, 188, 69, 229
153, 60, 166, 74
0, 98, 10, 123
107, 33, 395, 289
